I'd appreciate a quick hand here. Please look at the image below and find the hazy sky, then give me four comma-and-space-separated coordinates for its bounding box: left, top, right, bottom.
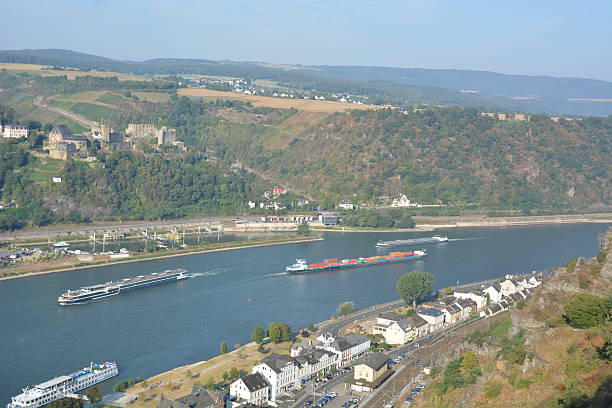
2, 0, 611, 81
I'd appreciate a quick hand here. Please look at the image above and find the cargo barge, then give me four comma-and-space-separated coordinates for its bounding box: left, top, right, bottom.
376, 236, 448, 248
285, 251, 426, 274
57, 269, 189, 305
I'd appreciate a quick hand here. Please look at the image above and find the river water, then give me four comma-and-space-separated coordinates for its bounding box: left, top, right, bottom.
0, 223, 608, 402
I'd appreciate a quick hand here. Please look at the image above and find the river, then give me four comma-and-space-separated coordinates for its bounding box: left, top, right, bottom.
0, 222, 608, 403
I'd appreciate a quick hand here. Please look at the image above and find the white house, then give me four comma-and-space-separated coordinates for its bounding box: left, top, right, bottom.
455, 298, 477, 319
500, 279, 519, 297
247, 201, 256, 209
229, 373, 270, 406
483, 284, 503, 304
317, 332, 370, 366
253, 348, 341, 402
391, 194, 421, 208
294, 349, 338, 381
1, 123, 28, 139
339, 200, 357, 210
416, 307, 445, 332
252, 354, 298, 402
373, 312, 400, 336
454, 290, 487, 309
528, 276, 542, 287
442, 303, 463, 324
383, 319, 416, 345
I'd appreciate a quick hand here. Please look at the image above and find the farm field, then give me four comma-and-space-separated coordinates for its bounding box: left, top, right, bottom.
96, 92, 126, 105
133, 91, 171, 103
52, 91, 108, 102
64, 102, 117, 122
25, 157, 65, 183
178, 88, 381, 112
0, 63, 149, 81
21, 107, 90, 134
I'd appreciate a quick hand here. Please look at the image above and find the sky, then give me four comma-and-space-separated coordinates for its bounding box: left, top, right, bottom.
2, 0, 612, 81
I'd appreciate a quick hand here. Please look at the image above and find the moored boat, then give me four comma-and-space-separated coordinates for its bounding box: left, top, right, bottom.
7, 362, 118, 408
52, 241, 70, 248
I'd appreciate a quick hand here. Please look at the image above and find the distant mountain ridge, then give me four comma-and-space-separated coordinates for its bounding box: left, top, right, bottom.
1, 48, 612, 116
297, 65, 612, 99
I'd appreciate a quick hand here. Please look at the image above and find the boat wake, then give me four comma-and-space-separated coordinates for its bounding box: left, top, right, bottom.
447, 237, 486, 241
191, 267, 234, 277
261, 272, 287, 278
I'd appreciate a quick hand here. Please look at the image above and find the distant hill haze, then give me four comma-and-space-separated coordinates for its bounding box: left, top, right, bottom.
2, 48, 612, 116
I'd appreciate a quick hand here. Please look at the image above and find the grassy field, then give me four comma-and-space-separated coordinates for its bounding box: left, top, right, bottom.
133, 92, 171, 103
52, 91, 107, 102
489, 315, 512, 338
124, 341, 292, 407
53, 117, 89, 134
69, 102, 117, 121
96, 92, 126, 105
49, 100, 75, 110
178, 88, 381, 112
0, 63, 149, 81
25, 157, 64, 182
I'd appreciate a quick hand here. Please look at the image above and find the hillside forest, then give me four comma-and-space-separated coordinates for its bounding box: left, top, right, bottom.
0, 69, 610, 229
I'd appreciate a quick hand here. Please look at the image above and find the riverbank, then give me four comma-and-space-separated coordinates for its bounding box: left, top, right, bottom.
0, 236, 323, 281
314, 213, 612, 232
118, 275, 509, 408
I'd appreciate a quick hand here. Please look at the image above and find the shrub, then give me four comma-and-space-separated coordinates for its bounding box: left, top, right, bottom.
565, 258, 579, 272
564, 294, 609, 329
546, 315, 566, 328
596, 250, 607, 264
515, 378, 533, 388
484, 380, 502, 399
429, 366, 442, 378
578, 276, 591, 289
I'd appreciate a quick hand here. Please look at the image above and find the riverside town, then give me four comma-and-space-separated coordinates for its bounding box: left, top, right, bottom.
1, 2, 612, 408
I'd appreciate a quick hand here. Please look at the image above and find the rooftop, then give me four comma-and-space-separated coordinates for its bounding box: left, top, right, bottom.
354, 352, 389, 371
417, 307, 444, 317
239, 373, 269, 392
51, 125, 73, 137
260, 353, 295, 373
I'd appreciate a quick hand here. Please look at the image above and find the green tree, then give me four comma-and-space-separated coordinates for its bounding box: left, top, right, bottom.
251, 326, 266, 344
268, 322, 291, 343
220, 341, 229, 354
297, 220, 311, 236
0, 213, 19, 231
396, 270, 435, 307
47, 398, 83, 408
336, 301, 355, 316
83, 386, 102, 404
564, 294, 609, 329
